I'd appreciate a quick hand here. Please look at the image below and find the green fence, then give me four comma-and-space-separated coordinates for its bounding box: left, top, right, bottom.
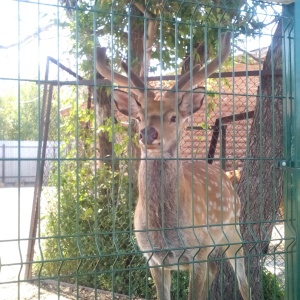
0, 0, 299, 299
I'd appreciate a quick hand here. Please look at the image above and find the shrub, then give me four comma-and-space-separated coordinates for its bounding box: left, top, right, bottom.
262, 268, 284, 300
35, 102, 156, 297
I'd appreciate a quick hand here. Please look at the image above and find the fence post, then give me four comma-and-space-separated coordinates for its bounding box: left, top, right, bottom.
2, 144, 5, 184
283, 3, 299, 299
25, 58, 51, 280
208, 119, 220, 164
221, 125, 227, 171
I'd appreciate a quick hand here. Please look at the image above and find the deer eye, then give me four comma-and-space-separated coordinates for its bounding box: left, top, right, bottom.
170, 116, 176, 123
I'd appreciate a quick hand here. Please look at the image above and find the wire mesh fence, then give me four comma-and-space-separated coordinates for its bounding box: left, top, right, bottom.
0, 0, 296, 299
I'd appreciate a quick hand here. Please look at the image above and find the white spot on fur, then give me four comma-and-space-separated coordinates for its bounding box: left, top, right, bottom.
229, 210, 235, 218
210, 215, 218, 223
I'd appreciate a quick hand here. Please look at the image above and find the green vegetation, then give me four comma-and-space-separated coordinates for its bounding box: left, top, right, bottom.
62, 0, 273, 77
36, 101, 153, 296
0, 82, 40, 140
262, 268, 284, 300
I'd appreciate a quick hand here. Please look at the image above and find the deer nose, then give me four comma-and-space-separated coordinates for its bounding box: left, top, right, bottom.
140, 127, 158, 145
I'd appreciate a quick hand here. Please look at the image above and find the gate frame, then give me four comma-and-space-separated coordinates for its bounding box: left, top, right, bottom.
283, 2, 300, 299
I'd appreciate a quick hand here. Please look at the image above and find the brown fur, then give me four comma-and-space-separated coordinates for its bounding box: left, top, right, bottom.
226, 170, 284, 218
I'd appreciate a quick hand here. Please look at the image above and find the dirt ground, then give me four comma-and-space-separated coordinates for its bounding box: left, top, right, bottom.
0, 280, 136, 300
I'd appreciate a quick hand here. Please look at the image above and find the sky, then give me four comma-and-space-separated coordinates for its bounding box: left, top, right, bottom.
0, 0, 71, 96
0, 0, 281, 97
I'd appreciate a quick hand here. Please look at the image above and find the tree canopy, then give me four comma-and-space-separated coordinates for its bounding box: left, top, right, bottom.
60, 0, 278, 77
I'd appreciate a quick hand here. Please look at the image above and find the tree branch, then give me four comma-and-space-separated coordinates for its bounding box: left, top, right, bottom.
0, 24, 53, 50
234, 44, 260, 63
134, 2, 158, 77
59, 0, 82, 19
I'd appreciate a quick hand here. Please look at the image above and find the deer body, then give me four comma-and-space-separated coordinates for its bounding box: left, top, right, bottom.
135, 159, 238, 266
96, 32, 251, 299
135, 157, 249, 300
132, 104, 249, 299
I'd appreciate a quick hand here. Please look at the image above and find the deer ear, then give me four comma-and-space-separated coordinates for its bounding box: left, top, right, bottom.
179, 88, 205, 118
113, 90, 140, 118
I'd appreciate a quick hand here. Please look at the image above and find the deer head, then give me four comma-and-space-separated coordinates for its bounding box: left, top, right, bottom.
96, 32, 231, 158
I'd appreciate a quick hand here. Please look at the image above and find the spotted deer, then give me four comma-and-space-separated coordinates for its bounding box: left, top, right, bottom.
96, 32, 251, 300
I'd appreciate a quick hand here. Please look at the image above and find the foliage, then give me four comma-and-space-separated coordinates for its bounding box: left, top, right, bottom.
0, 82, 60, 141
61, 0, 278, 77
97, 117, 132, 156
0, 82, 40, 140
262, 268, 285, 300
37, 101, 153, 296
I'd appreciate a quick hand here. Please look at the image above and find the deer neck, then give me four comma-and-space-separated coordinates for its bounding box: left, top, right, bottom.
138, 158, 184, 207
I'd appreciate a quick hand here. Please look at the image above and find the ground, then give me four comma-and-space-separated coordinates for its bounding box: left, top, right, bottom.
0, 187, 141, 299
0, 280, 134, 300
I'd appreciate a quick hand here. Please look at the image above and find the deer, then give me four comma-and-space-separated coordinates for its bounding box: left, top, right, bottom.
96, 32, 251, 300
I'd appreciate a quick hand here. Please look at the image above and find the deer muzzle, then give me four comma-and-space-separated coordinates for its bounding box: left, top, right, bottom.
139, 127, 159, 145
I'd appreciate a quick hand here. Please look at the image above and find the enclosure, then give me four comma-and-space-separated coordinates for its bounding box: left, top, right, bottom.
0, 0, 299, 299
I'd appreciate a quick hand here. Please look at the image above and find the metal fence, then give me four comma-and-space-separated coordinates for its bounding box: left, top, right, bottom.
0, 141, 57, 186
0, 0, 299, 300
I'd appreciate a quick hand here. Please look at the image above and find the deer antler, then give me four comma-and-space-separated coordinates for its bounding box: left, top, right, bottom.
165, 31, 232, 97
96, 47, 131, 88
121, 61, 156, 100
96, 47, 155, 102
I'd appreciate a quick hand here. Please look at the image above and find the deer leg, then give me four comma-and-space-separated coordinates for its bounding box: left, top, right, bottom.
208, 260, 218, 287
188, 248, 215, 300
149, 262, 171, 300
188, 261, 217, 300
189, 262, 208, 300
223, 230, 251, 300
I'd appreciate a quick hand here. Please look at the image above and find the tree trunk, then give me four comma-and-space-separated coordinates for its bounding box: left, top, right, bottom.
125, 5, 145, 197
94, 79, 115, 169
210, 21, 283, 300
